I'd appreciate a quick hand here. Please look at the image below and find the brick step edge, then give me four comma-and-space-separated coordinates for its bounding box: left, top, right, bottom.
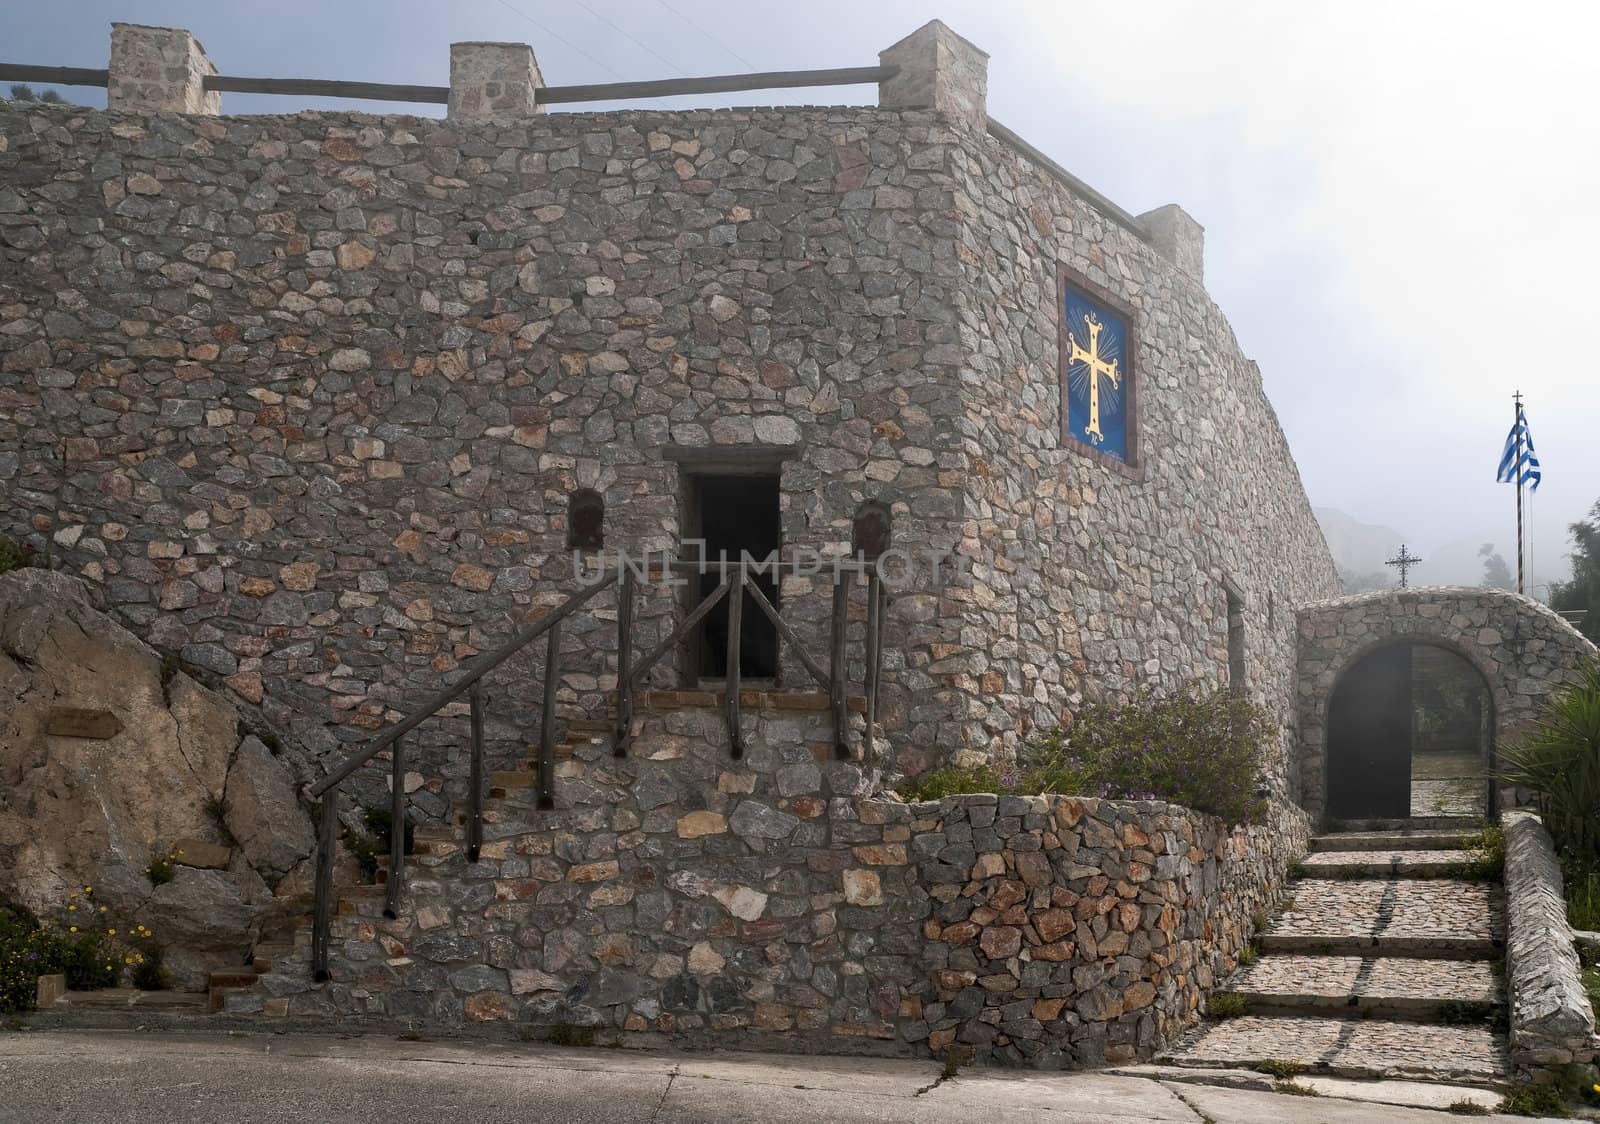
1152, 1050, 1509, 1088
1309, 831, 1480, 852
1259, 934, 1502, 958
1228, 992, 1506, 1021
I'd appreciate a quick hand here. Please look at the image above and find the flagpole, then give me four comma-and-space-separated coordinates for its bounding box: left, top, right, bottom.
1514, 390, 1525, 595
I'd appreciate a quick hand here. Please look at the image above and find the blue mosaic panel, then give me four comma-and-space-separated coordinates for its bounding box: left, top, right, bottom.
1062, 287, 1129, 462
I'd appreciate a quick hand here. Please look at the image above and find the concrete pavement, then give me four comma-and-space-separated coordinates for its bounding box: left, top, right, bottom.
0, 1030, 1564, 1122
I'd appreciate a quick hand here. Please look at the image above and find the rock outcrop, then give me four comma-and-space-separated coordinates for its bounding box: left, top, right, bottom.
0, 569, 315, 986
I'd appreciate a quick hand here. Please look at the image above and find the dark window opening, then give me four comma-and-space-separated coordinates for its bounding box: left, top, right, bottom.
568, 489, 605, 552
683, 474, 780, 681
1225, 587, 1246, 695
852, 500, 892, 562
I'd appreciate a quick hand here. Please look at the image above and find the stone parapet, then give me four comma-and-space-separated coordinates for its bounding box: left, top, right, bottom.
1502, 810, 1598, 1084
879, 20, 988, 132
107, 23, 220, 114
449, 42, 543, 121
1136, 204, 1205, 283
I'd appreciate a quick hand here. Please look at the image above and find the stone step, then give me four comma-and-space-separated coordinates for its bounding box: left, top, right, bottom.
250, 943, 294, 973
52, 988, 208, 1012
1309, 829, 1481, 852
1299, 849, 1482, 877
1226, 954, 1503, 1019
1262, 878, 1503, 956
1160, 1014, 1509, 1083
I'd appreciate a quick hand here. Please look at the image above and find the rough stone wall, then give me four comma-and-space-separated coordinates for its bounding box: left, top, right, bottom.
0, 100, 973, 795
1502, 810, 1598, 1084
935, 131, 1342, 780
251, 731, 1305, 1066
1295, 588, 1599, 814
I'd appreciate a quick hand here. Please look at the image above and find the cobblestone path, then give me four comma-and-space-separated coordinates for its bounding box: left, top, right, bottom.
1160, 824, 1510, 1084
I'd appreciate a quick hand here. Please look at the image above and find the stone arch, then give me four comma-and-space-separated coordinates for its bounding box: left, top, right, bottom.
1295, 587, 1596, 816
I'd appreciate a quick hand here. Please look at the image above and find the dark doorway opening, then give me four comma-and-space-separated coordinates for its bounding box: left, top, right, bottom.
1325, 643, 1492, 820
683, 474, 780, 682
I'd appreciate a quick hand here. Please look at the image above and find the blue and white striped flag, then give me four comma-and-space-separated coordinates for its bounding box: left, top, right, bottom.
1496, 409, 1541, 492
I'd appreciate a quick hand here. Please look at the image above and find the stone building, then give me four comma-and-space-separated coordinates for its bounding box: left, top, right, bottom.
1, 20, 1595, 1062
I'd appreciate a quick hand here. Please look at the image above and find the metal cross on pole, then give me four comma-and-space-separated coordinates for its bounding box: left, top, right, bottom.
1385, 544, 1422, 589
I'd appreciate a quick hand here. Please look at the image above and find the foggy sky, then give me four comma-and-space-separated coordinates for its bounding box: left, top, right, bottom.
7, 1, 1596, 592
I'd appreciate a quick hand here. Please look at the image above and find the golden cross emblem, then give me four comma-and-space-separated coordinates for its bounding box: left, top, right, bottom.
1067, 312, 1120, 445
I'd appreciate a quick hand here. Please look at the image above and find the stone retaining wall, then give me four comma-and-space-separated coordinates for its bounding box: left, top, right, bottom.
1502, 811, 1598, 1085
251, 732, 1305, 1066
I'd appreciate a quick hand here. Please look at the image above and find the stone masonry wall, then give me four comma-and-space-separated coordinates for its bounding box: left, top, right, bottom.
250, 728, 1306, 1067
0, 100, 973, 797
0, 92, 1342, 793
1296, 588, 1599, 814
931, 128, 1342, 784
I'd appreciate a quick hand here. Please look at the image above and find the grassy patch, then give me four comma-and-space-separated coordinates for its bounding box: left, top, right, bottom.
1237, 943, 1259, 966
1252, 1059, 1304, 1079
1272, 1080, 1319, 1097
1447, 1099, 1491, 1115
1497, 1084, 1568, 1117
1455, 826, 1506, 881
1581, 965, 1599, 1008
1436, 999, 1503, 1026
1207, 992, 1248, 1018
1565, 869, 1600, 932
543, 1024, 597, 1047
1285, 857, 1307, 881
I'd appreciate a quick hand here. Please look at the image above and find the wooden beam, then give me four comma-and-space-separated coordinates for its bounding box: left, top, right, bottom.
829, 573, 851, 760
383, 735, 405, 919
744, 577, 830, 691
0, 64, 109, 88
614, 568, 635, 758
725, 567, 744, 759
537, 621, 560, 811
536, 65, 896, 105
204, 74, 448, 103
311, 788, 338, 982
466, 683, 484, 863
629, 576, 731, 687
309, 571, 615, 797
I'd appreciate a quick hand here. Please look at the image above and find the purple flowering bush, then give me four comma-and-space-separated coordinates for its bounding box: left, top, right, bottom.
900, 687, 1272, 825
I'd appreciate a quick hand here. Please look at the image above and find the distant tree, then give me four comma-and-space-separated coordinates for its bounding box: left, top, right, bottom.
6, 84, 69, 105
1479, 542, 1514, 590
1549, 500, 1600, 642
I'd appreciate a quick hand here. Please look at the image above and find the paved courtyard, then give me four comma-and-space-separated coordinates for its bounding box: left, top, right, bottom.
0, 1030, 1563, 1123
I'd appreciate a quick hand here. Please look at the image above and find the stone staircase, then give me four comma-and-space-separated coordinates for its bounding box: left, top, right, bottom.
1160, 822, 1511, 1086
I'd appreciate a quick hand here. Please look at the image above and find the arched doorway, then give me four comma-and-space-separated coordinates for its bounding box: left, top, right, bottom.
1325, 642, 1493, 820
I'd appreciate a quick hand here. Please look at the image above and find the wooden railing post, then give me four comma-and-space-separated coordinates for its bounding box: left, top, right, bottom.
312, 786, 338, 982
865, 569, 883, 756
537, 620, 560, 810
615, 567, 634, 757
725, 563, 745, 759
830, 568, 850, 759
384, 735, 405, 919
467, 683, 485, 863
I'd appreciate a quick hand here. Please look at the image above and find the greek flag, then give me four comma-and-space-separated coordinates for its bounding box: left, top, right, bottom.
1496, 409, 1541, 492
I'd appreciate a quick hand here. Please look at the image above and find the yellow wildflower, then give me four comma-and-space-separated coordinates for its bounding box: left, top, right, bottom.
68, 926, 77, 933
68, 904, 76, 911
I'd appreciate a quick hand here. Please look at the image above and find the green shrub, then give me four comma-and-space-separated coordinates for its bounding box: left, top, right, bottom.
897, 687, 1273, 825
1447, 1100, 1490, 1116
144, 842, 180, 887
0, 533, 39, 575
1566, 870, 1600, 932
1499, 662, 1600, 873
129, 944, 167, 991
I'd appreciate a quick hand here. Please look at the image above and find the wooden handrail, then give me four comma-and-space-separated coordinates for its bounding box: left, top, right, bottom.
308, 571, 616, 797
0, 62, 895, 106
